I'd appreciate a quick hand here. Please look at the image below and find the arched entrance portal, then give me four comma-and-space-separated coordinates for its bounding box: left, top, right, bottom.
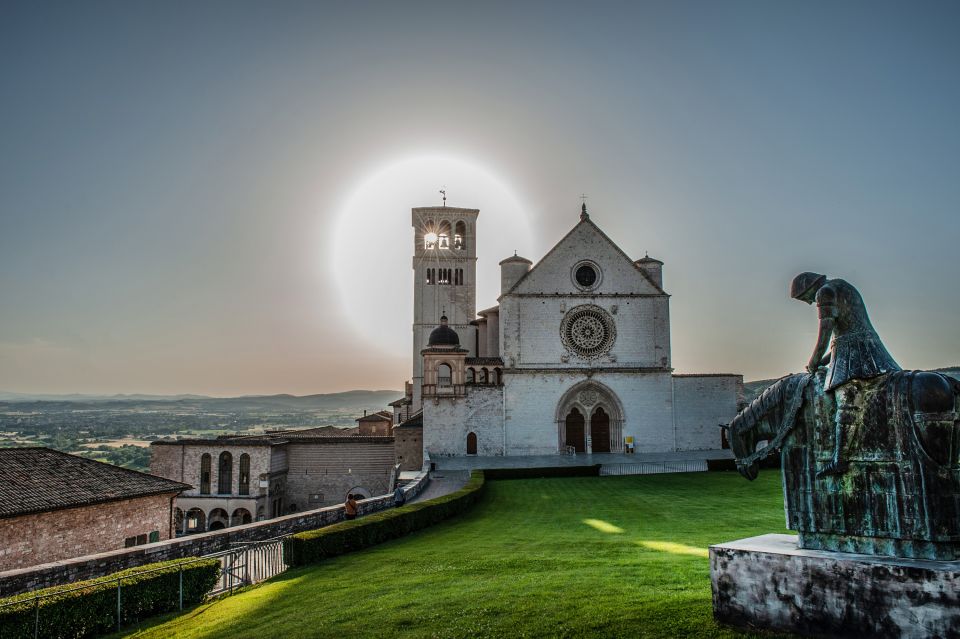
591, 407, 611, 453
556, 381, 625, 454
564, 408, 585, 453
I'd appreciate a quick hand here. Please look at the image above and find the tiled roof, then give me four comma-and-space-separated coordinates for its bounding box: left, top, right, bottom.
395, 410, 423, 429
0, 447, 190, 519
356, 411, 392, 422
152, 437, 281, 446
275, 426, 361, 438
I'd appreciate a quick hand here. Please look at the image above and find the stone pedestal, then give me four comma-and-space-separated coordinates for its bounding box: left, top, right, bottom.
711, 534, 960, 639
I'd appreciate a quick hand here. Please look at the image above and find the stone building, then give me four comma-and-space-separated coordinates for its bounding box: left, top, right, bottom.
392, 204, 742, 458
0, 447, 188, 571
356, 410, 393, 435
394, 411, 423, 471
150, 427, 397, 533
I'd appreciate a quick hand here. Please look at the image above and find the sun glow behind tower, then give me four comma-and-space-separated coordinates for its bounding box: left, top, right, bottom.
330, 154, 534, 358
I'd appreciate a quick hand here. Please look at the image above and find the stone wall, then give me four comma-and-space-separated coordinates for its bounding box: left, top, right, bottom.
672, 374, 743, 450
500, 296, 670, 370
424, 385, 505, 456
502, 370, 676, 454
284, 439, 396, 508
0, 493, 176, 573
150, 442, 275, 498
499, 219, 671, 370
395, 425, 423, 470
0, 461, 431, 598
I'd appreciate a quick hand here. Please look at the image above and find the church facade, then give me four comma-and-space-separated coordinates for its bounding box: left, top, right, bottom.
393, 204, 742, 458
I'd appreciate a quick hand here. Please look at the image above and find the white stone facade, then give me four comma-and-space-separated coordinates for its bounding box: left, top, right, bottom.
408, 206, 742, 458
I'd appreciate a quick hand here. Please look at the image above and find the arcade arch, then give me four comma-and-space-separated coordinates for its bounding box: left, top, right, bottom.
555, 381, 625, 453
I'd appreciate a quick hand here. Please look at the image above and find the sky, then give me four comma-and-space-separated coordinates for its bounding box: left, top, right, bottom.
1, 1, 958, 396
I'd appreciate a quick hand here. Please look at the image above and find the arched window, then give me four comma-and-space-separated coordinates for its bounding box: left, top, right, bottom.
218, 451, 233, 494
239, 453, 250, 495
186, 508, 206, 533
424, 220, 436, 249
495, 368, 502, 385
438, 220, 451, 249
467, 367, 476, 384
480, 368, 489, 384
208, 508, 229, 530
466, 432, 478, 455
454, 221, 466, 250
437, 363, 452, 387
199, 454, 211, 494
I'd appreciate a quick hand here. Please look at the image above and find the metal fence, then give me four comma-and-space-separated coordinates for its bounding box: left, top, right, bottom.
599, 460, 709, 476
212, 538, 287, 596
0, 535, 289, 638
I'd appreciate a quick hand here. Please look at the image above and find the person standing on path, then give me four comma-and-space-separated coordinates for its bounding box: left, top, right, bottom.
393, 485, 406, 508
344, 494, 358, 520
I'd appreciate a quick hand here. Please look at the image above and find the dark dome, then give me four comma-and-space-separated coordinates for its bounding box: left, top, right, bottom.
428, 315, 460, 347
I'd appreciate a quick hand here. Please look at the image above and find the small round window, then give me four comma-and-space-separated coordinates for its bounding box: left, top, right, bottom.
573, 261, 600, 290
575, 264, 597, 287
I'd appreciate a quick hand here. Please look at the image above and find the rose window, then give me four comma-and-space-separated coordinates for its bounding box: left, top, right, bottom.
561, 305, 616, 358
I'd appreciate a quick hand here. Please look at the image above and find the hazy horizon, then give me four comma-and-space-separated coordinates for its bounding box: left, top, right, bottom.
2, 1, 958, 396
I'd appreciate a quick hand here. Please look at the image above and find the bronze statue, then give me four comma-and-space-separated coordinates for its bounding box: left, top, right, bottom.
790, 273, 901, 476
726, 274, 960, 560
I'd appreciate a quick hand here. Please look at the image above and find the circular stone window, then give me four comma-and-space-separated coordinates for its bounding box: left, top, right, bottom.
560, 305, 616, 358
572, 260, 601, 290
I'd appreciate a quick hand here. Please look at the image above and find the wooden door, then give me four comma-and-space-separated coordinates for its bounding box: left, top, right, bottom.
565, 408, 585, 453
591, 407, 611, 453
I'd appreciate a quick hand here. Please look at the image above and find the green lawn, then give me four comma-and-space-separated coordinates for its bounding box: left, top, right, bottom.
122, 472, 793, 639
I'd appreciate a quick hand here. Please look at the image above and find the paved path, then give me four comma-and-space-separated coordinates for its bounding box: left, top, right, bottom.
407, 470, 470, 504
431, 449, 732, 471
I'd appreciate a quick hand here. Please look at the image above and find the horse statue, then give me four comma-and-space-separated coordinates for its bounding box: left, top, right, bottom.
726, 367, 960, 560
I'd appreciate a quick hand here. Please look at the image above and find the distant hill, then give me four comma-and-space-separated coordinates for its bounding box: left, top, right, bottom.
744, 366, 960, 404
0, 389, 404, 412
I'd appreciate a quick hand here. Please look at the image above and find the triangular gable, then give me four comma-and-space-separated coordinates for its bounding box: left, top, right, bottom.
504, 218, 665, 297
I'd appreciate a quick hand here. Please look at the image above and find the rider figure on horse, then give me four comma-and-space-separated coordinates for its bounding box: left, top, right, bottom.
791, 272, 901, 476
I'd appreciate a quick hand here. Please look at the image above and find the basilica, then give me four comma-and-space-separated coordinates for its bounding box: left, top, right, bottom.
389, 204, 742, 459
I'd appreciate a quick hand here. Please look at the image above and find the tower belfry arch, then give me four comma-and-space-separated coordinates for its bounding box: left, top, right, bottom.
555, 380, 625, 454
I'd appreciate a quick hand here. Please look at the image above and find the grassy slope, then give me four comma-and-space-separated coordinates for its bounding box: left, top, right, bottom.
123, 473, 792, 639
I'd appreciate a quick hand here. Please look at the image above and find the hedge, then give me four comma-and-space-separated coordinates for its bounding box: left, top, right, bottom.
284, 470, 485, 567
481, 465, 601, 480
0, 557, 220, 639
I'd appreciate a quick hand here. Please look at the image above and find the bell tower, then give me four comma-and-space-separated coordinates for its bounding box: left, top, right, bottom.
411, 206, 478, 408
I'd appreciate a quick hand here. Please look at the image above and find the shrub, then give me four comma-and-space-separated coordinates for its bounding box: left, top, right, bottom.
284, 470, 485, 567
0, 557, 220, 639
482, 465, 601, 480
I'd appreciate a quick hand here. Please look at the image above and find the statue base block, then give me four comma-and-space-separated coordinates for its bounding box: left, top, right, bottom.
710, 534, 960, 639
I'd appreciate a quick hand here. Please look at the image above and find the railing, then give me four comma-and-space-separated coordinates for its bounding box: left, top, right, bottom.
599, 460, 708, 476
0, 535, 290, 638
421, 383, 466, 397
209, 537, 288, 597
